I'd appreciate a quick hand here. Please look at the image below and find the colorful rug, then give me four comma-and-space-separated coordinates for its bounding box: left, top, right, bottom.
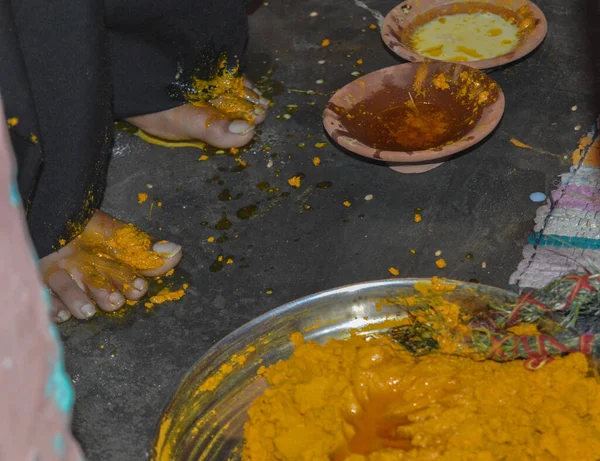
510, 117, 600, 289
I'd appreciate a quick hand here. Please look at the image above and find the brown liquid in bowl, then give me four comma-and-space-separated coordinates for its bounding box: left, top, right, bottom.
328, 64, 499, 153
341, 88, 475, 151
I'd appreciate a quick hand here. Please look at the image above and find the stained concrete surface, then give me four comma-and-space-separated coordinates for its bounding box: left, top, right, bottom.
59, 1, 599, 459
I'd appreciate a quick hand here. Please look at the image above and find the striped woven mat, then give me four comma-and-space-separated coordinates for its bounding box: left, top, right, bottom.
510, 117, 600, 289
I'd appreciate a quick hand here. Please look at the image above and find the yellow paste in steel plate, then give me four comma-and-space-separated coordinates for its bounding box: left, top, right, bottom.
411, 12, 520, 62
242, 332, 600, 460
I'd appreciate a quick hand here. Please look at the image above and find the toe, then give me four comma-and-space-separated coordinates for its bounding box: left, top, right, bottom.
245, 89, 270, 111
187, 106, 256, 148
50, 294, 72, 323
104, 268, 149, 301
48, 270, 97, 320
241, 87, 262, 106
92, 289, 126, 312
126, 277, 149, 300
258, 96, 270, 110
252, 106, 267, 125
140, 241, 183, 277
209, 95, 261, 125
84, 275, 126, 313
243, 78, 271, 110
208, 92, 268, 125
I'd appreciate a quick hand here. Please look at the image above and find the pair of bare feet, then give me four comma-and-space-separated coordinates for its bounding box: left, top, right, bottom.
43, 81, 269, 323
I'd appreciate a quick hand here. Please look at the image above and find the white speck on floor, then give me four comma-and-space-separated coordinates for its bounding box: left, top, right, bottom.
112, 131, 131, 157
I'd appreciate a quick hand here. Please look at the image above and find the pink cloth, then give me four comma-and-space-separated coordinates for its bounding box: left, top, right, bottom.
0, 100, 83, 460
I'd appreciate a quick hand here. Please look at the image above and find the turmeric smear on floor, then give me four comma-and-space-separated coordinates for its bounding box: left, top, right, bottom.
510, 137, 532, 149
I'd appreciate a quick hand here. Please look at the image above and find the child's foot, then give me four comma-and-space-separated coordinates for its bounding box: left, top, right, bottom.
126, 81, 270, 149
40, 211, 183, 322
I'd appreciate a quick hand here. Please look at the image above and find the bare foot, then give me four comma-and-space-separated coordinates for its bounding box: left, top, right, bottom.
41, 211, 182, 322
126, 80, 270, 149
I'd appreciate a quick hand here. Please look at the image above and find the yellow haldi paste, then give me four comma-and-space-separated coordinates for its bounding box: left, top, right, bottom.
243, 334, 600, 460
149, 287, 186, 305
411, 13, 520, 62
186, 56, 257, 123
106, 225, 164, 271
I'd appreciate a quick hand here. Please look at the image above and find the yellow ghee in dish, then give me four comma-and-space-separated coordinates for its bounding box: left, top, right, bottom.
411, 12, 520, 62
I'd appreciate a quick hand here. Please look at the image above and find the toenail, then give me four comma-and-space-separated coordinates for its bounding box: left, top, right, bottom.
109, 292, 125, 307
253, 88, 263, 95
228, 120, 254, 135
81, 304, 96, 319
57, 310, 71, 322
259, 97, 270, 107
254, 107, 265, 116
244, 93, 260, 104
153, 241, 182, 258
133, 278, 147, 291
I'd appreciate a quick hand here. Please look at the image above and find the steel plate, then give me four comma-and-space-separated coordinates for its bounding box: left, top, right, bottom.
152, 278, 516, 460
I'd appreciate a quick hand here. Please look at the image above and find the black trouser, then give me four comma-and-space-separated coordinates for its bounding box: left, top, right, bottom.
0, 0, 249, 257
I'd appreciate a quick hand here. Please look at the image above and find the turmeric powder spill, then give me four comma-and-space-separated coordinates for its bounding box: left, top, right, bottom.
144, 286, 187, 309
288, 175, 302, 188
137, 192, 149, 204
435, 258, 447, 268
199, 345, 257, 392
150, 287, 186, 304
242, 333, 600, 460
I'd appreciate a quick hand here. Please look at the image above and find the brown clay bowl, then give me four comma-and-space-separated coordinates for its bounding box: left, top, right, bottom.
381, 0, 548, 70
323, 61, 505, 174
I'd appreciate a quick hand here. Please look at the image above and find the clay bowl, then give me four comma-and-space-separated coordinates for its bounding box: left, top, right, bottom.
323, 61, 505, 174
381, 0, 548, 70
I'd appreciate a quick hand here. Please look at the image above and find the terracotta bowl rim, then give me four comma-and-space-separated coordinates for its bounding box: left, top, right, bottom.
381, 0, 548, 70
322, 62, 506, 164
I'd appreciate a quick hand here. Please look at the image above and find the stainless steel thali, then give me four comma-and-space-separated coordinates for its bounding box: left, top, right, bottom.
152, 278, 516, 460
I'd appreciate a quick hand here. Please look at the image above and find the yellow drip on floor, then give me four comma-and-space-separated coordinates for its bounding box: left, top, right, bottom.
135, 129, 207, 150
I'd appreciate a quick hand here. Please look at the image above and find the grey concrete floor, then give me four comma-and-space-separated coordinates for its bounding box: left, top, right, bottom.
59, 1, 599, 459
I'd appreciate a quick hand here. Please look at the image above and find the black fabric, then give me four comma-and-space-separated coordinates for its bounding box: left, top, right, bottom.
7, 0, 113, 257
0, 1, 43, 212
106, 0, 250, 118
0, 0, 250, 257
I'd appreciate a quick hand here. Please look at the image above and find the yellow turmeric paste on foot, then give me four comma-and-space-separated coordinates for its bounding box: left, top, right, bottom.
106, 225, 164, 271
186, 57, 257, 123
242, 333, 600, 460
